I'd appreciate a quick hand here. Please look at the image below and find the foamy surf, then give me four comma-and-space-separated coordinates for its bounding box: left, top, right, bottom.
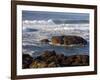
22, 19, 89, 56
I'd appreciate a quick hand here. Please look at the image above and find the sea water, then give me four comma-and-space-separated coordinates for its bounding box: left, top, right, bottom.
22, 19, 89, 57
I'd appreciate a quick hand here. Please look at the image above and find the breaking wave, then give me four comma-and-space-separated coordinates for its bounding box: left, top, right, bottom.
23, 19, 89, 25
22, 19, 89, 40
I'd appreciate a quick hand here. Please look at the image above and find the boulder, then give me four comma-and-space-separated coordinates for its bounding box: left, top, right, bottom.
22, 54, 33, 69
63, 36, 87, 45
51, 35, 87, 45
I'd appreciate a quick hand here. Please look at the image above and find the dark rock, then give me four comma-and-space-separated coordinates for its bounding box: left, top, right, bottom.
79, 55, 89, 65
51, 36, 64, 45
30, 61, 48, 68
22, 54, 33, 69
61, 56, 73, 66
26, 50, 89, 68
63, 36, 87, 45
51, 35, 87, 45
40, 39, 49, 44
41, 50, 56, 60
34, 56, 44, 61
48, 62, 57, 67
72, 55, 89, 66
62, 55, 89, 66
56, 54, 65, 63
46, 56, 57, 63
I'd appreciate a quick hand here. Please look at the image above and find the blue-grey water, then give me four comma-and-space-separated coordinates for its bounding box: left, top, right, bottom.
22, 19, 89, 57
23, 43, 89, 57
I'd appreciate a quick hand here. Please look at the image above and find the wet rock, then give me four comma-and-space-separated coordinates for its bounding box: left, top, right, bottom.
22, 54, 33, 69
30, 61, 48, 68
34, 56, 44, 61
51, 36, 64, 45
62, 55, 89, 66
27, 50, 89, 68
40, 39, 49, 44
56, 54, 65, 63
41, 50, 56, 60
63, 36, 87, 45
46, 56, 57, 63
48, 62, 57, 67
61, 56, 73, 66
51, 35, 87, 45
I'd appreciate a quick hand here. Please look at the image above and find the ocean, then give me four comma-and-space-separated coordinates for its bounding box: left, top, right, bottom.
22, 19, 89, 57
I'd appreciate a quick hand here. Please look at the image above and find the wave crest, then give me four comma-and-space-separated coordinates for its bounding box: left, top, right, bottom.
23, 19, 55, 25
23, 19, 89, 25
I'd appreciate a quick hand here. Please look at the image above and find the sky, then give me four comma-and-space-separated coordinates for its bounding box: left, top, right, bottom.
22, 10, 89, 21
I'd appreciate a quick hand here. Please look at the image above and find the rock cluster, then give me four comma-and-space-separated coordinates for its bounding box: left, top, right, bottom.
22, 50, 89, 69
51, 35, 87, 45
22, 54, 33, 69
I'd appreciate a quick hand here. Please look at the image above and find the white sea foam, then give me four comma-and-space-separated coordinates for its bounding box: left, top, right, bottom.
23, 19, 55, 25
23, 20, 89, 37
22, 19, 89, 49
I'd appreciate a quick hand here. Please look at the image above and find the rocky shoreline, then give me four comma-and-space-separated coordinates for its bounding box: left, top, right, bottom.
23, 50, 89, 69
22, 35, 89, 69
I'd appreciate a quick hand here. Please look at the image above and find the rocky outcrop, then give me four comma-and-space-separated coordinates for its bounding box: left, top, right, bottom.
62, 55, 89, 66
51, 35, 87, 45
23, 50, 89, 68
22, 54, 33, 69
